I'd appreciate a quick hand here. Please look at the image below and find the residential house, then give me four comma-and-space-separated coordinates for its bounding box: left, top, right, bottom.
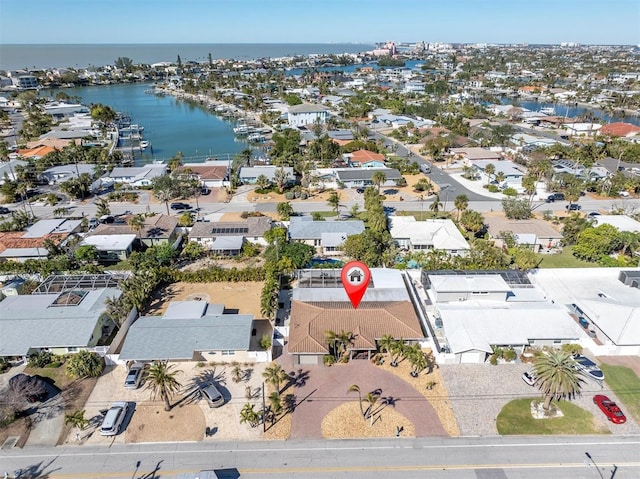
288, 268, 426, 365
41, 163, 97, 185
483, 216, 563, 253
287, 103, 330, 127
530, 268, 640, 356
389, 217, 470, 256
592, 215, 640, 233
335, 167, 402, 189
288, 216, 364, 256
238, 166, 294, 185
422, 271, 580, 363
176, 160, 231, 188
599, 122, 640, 139
90, 214, 179, 247
118, 300, 267, 363
471, 159, 525, 188
0, 159, 28, 184
449, 147, 502, 163
80, 234, 136, 262
16, 145, 58, 160
103, 164, 167, 188
0, 219, 82, 262
188, 216, 273, 255
0, 275, 123, 358
344, 149, 386, 168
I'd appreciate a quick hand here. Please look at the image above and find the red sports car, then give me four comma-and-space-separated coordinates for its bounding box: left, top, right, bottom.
593, 395, 626, 424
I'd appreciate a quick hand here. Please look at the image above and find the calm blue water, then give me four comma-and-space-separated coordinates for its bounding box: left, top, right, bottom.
499, 98, 640, 127
285, 60, 424, 76
0, 43, 373, 71
45, 83, 248, 163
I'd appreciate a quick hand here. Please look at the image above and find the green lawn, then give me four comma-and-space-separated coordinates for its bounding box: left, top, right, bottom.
538, 246, 595, 268
496, 398, 610, 435
600, 364, 640, 423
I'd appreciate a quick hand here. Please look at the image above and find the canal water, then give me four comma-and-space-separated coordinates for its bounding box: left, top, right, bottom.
46, 83, 250, 164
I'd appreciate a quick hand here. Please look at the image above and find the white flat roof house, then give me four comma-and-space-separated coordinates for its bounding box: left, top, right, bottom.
530, 268, 640, 355
592, 215, 640, 233
390, 217, 470, 256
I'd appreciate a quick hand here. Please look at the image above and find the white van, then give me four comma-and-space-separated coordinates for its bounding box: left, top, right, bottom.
100, 401, 130, 436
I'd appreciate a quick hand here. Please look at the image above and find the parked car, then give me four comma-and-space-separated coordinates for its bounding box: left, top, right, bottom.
619, 191, 630, 197
522, 370, 536, 386
566, 204, 582, 211
546, 192, 565, 203
578, 317, 589, 329
201, 383, 225, 408
201, 187, 211, 195
572, 354, 605, 381
0, 206, 11, 214
124, 364, 145, 390
170, 202, 191, 210
88, 217, 99, 229
420, 163, 431, 174
587, 211, 601, 218
593, 394, 626, 424
100, 401, 130, 436
99, 215, 115, 224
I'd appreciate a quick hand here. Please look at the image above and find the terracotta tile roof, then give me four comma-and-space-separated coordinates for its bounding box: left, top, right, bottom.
17, 145, 57, 158
26, 139, 74, 149
600, 122, 640, 138
0, 232, 65, 253
288, 300, 424, 354
349, 149, 385, 163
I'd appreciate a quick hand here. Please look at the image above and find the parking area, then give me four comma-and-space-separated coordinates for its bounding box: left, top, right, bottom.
440, 360, 640, 436
73, 361, 269, 445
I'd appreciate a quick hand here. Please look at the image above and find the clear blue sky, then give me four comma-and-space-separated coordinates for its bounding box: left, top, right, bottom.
1, 0, 638, 45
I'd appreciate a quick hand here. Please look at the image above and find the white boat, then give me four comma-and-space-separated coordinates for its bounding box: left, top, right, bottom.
233, 124, 251, 135
540, 107, 556, 115
139, 140, 150, 150
247, 133, 265, 142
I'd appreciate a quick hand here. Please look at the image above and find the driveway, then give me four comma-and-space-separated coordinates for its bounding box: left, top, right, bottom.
277, 354, 447, 439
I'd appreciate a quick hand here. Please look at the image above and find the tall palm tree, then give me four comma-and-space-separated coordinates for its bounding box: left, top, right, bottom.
327, 191, 341, 215
95, 198, 111, 218
429, 194, 443, 215
532, 350, 585, 412
377, 334, 395, 357
145, 361, 182, 411
453, 194, 469, 221
268, 391, 283, 416
371, 171, 387, 194
127, 214, 146, 241
484, 163, 495, 185
347, 384, 365, 418
405, 343, 427, 377
262, 363, 289, 393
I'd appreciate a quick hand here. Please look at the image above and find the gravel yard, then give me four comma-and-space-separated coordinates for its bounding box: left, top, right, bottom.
440, 360, 640, 437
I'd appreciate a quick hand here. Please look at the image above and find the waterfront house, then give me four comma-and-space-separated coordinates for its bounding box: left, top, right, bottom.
288, 216, 364, 256
238, 166, 294, 185
287, 103, 330, 127
104, 164, 167, 188
389, 217, 470, 256
599, 122, 640, 139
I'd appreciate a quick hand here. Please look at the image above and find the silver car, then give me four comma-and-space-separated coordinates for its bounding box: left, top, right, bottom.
201, 383, 225, 408
124, 364, 145, 390
100, 401, 130, 436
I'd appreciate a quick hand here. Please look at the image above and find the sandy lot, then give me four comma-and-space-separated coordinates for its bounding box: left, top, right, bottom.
322, 402, 416, 439
145, 281, 264, 318
126, 404, 205, 443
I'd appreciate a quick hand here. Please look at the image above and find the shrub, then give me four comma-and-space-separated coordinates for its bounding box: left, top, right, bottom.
489, 355, 498, 365
487, 185, 500, 193
503, 348, 517, 362
300, 192, 308, 200
561, 343, 583, 355
259, 334, 272, 350
284, 191, 294, 200
196, 361, 206, 368
323, 355, 336, 366
45, 361, 62, 368
502, 187, 518, 196
28, 350, 54, 368
0, 357, 10, 373
66, 351, 104, 378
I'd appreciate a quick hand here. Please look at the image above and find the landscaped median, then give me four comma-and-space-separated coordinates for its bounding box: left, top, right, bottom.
496, 398, 610, 435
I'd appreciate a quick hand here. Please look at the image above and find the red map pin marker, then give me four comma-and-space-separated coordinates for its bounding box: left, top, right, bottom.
341, 261, 371, 310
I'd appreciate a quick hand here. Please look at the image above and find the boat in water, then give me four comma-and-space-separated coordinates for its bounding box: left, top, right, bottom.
139, 140, 150, 150
540, 107, 556, 115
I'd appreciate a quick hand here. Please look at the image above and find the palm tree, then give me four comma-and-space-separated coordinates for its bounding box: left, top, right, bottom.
371, 171, 387, 194
484, 163, 495, 185
127, 213, 146, 241
347, 384, 366, 418
389, 339, 406, 367
327, 191, 342, 215
453, 194, 469, 221
256, 174, 270, 190
95, 197, 111, 218
64, 409, 89, 430
325, 330, 354, 361
429, 194, 443, 215
262, 363, 289, 393
377, 335, 395, 358
145, 361, 182, 411
532, 350, 585, 413
152, 175, 176, 215
239, 403, 261, 427
405, 343, 427, 377
268, 391, 283, 416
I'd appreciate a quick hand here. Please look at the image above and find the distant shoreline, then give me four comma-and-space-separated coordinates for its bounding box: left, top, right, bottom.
0, 43, 374, 71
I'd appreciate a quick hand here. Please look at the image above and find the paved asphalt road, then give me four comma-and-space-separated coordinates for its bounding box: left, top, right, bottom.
1, 436, 639, 478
